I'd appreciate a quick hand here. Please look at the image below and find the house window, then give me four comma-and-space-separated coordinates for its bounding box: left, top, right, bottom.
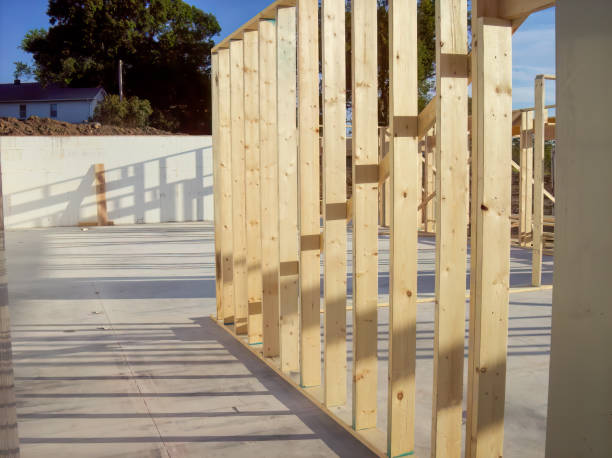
19, 104, 26, 119
50, 103, 58, 118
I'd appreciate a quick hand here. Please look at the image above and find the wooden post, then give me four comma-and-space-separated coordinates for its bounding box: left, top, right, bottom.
387, 0, 418, 455
259, 19, 280, 357
417, 137, 423, 230
532, 76, 545, 286
276, 6, 299, 373
0, 162, 19, 458
230, 39, 248, 335
244, 30, 263, 344
518, 111, 534, 246
425, 130, 436, 232
218, 48, 235, 325
547, 2, 612, 455
351, 0, 379, 431
466, 13, 512, 458
211, 53, 223, 321
322, 0, 348, 406
94, 164, 108, 226
431, 1, 468, 457
297, 0, 321, 388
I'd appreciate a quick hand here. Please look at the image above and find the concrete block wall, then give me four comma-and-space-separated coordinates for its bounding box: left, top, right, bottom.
0, 136, 213, 228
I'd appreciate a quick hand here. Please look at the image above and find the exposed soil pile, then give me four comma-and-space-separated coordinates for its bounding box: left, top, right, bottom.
0, 116, 176, 136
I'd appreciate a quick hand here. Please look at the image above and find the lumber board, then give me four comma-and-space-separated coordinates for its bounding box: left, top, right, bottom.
518, 111, 534, 246
351, 0, 379, 431
211, 53, 223, 320
532, 76, 545, 287
387, 0, 418, 455
276, 6, 300, 373
217, 48, 235, 325
498, 0, 556, 21
425, 131, 436, 232
259, 19, 280, 357
297, 0, 322, 389
431, 1, 469, 456
243, 30, 264, 344
466, 16, 513, 458
230, 39, 249, 335
212, 0, 297, 52
322, 0, 348, 406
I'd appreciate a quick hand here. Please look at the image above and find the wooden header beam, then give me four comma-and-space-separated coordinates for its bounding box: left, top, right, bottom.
211, 0, 296, 53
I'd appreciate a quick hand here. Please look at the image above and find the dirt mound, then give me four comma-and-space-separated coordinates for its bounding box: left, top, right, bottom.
0, 116, 176, 136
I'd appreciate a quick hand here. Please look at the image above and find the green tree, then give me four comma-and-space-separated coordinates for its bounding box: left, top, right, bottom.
93, 94, 153, 128
13, 61, 34, 81
21, 0, 220, 133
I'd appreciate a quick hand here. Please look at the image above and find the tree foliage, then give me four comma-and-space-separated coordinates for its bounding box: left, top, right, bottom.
21, 0, 220, 133
93, 94, 153, 128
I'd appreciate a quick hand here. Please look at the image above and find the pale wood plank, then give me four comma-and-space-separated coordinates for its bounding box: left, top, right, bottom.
276, 5, 300, 373
322, 0, 348, 406
211, 53, 223, 321
297, 0, 322, 387
532, 76, 545, 286
431, 1, 469, 456
218, 48, 235, 325
425, 130, 436, 232
259, 19, 280, 357
351, 0, 379, 431
230, 39, 249, 335
387, 0, 418, 455
466, 16, 513, 458
244, 30, 264, 344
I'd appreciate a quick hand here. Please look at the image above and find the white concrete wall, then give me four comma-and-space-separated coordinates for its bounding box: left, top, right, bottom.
0, 100, 95, 123
0, 136, 213, 228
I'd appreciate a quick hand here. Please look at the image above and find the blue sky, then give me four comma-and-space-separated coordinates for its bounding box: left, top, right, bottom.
0, 0, 555, 109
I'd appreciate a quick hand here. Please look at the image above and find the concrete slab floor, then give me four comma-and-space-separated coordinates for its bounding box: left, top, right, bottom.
5, 223, 553, 457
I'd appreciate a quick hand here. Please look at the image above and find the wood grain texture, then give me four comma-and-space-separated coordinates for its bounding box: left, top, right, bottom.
217, 48, 235, 325
297, 0, 322, 388
351, 0, 379, 431
276, 6, 300, 373
94, 164, 108, 227
259, 19, 280, 357
431, 1, 469, 457
387, 0, 418, 456
230, 39, 249, 335
243, 30, 263, 344
211, 53, 223, 321
466, 16, 512, 458
322, 0, 348, 406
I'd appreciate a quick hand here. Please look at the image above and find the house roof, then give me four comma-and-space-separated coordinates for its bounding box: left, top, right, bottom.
0, 83, 105, 103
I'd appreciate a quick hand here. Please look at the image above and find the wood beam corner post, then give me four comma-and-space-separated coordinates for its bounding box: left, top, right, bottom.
259, 18, 280, 357
431, 0, 469, 457
322, 0, 347, 405
351, 0, 379, 431
387, 0, 418, 456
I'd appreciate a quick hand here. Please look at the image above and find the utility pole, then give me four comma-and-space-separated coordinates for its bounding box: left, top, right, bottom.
0, 158, 19, 458
118, 59, 124, 102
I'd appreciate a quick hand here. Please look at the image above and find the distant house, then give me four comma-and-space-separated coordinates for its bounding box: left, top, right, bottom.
0, 80, 106, 124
